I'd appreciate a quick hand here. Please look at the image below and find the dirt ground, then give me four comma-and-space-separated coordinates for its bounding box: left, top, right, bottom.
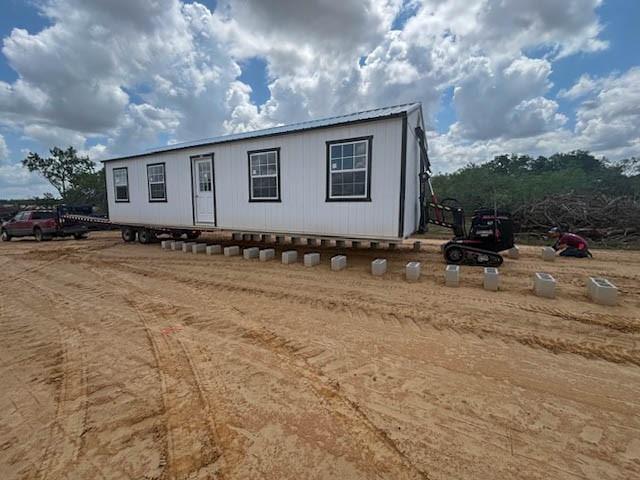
0, 231, 639, 480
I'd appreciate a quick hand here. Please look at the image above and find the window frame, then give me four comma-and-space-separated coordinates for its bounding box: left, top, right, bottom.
247, 147, 281, 203
325, 135, 373, 202
113, 167, 129, 203
146, 162, 167, 203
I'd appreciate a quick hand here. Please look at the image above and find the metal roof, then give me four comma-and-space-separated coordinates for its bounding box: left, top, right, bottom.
103, 102, 421, 162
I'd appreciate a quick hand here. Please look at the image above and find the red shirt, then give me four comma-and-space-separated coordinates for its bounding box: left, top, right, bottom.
559, 233, 588, 250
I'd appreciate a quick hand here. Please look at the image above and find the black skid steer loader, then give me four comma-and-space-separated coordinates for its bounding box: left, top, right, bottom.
415, 127, 515, 267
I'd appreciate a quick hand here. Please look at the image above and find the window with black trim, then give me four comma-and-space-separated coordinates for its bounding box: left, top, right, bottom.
147, 163, 166, 202
326, 136, 372, 201
248, 148, 280, 201
113, 167, 129, 202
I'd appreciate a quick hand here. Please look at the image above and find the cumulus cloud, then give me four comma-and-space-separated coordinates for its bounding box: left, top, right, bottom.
0, 134, 9, 162
0, 0, 632, 194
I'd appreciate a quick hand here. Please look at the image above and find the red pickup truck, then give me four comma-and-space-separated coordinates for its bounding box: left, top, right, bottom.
1, 210, 88, 242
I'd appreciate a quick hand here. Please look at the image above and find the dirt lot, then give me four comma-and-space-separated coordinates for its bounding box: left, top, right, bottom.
0, 231, 639, 480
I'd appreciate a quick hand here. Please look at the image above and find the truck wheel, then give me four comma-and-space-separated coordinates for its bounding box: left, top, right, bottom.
121, 228, 136, 242
74, 233, 88, 240
34, 227, 43, 242
138, 229, 155, 244
0, 229, 11, 242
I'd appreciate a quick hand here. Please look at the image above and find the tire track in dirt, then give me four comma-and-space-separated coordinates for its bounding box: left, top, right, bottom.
125, 296, 226, 480
87, 258, 430, 479
104, 259, 640, 367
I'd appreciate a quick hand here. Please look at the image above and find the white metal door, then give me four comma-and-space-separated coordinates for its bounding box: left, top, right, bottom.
193, 156, 215, 224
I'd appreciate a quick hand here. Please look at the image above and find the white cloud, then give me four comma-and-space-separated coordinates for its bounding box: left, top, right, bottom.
0, 162, 57, 198
0, 134, 8, 162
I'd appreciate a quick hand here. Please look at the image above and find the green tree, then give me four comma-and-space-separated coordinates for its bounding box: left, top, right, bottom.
22, 146, 94, 198
64, 169, 107, 213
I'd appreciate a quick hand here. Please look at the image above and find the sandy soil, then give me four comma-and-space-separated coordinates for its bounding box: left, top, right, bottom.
0, 231, 639, 480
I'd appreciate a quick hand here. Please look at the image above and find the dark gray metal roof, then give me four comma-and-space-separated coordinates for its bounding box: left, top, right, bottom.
103, 102, 421, 162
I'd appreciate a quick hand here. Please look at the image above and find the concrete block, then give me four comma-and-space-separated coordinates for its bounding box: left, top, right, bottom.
282, 250, 298, 264
182, 242, 196, 252
508, 245, 520, 259
275, 235, 285, 244
587, 277, 618, 306
251, 234, 261, 242
483, 267, 500, 291
542, 246, 556, 261
206, 244, 222, 255
369, 241, 379, 249
161, 240, 171, 249
445, 264, 460, 287
259, 248, 275, 262
232, 233, 242, 241
388, 243, 397, 250
534, 272, 556, 299
192, 243, 207, 254
243, 247, 259, 259
406, 262, 421, 281
335, 240, 346, 248
262, 234, 272, 243
331, 255, 347, 271
412, 241, 422, 252
307, 238, 318, 246
291, 237, 302, 245
351, 240, 361, 248
320, 239, 329, 247
224, 246, 240, 256
304, 252, 320, 267
171, 241, 183, 251
371, 258, 387, 276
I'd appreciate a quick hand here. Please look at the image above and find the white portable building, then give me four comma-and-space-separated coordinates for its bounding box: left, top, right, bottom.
103, 102, 426, 240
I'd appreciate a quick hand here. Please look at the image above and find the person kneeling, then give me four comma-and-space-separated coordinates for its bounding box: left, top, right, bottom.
548, 227, 592, 258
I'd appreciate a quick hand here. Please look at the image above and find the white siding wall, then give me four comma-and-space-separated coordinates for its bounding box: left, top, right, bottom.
106, 117, 405, 239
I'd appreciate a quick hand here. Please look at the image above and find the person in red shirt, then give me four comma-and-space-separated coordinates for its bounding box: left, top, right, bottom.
548, 227, 592, 258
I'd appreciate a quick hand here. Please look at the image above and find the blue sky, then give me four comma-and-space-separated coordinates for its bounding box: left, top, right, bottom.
0, 0, 639, 198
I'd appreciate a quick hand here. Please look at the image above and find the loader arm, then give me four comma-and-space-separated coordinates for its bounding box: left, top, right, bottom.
415, 126, 465, 237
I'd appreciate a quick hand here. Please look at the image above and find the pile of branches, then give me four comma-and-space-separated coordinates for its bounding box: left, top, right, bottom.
512, 193, 640, 246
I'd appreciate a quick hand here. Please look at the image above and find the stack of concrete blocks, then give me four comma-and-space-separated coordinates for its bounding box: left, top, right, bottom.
405, 262, 421, 281
242, 233, 252, 241
445, 264, 460, 287
182, 242, 196, 253
541, 247, 556, 261
331, 255, 347, 271
263, 234, 273, 243
388, 243, 397, 250
275, 235, 285, 244
587, 277, 618, 306
304, 252, 320, 267
192, 243, 207, 254
508, 245, 520, 259
206, 245, 222, 255
171, 241, 183, 251
534, 272, 556, 298
243, 247, 259, 259
351, 240, 361, 248
412, 241, 421, 252
307, 238, 318, 246
282, 250, 298, 264
292, 237, 302, 245
259, 248, 275, 262
320, 239, 330, 247
483, 267, 500, 291
161, 240, 171, 249
369, 241, 379, 249
224, 246, 240, 256
232, 233, 242, 241
335, 240, 346, 248
371, 258, 387, 276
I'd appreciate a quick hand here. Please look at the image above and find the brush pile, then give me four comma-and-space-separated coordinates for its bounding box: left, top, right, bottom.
512, 193, 640, 246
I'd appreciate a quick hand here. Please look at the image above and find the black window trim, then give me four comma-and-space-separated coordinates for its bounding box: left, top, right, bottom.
325, 135, 373, 202
146, 162, 167, 203
247, 147, 282, 203
113, 167, 129, 203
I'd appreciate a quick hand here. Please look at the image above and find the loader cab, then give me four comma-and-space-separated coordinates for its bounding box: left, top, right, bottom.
468, 208, 515, 252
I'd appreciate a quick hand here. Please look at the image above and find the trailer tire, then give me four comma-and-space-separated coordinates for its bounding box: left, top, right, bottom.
34, 227, 43, 242
121, 228, 137, 242
186, 231, 201, 240
138, 229, 155, 244
171, 231, 184, 240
